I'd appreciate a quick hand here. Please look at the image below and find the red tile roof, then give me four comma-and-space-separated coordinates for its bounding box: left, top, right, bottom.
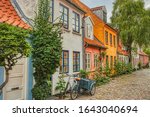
0, 0, 30, 29
84, 38, 106, 49
118, 40, 129, 56
138, 51, 148, 56
72, 0, 107, 45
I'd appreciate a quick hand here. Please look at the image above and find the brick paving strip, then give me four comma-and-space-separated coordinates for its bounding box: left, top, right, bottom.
48, 69, 150, 100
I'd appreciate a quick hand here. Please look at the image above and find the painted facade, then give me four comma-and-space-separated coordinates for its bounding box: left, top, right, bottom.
138, 51, 149, 67
117, 39, 129, 64
14, 0, 85, 95
132, 45, 149, 69
51, 0, 85, 95
104, 24, 117, 68
84, 16, 106, 78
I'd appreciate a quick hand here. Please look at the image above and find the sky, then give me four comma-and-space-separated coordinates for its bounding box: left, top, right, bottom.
81, 0, 150, 23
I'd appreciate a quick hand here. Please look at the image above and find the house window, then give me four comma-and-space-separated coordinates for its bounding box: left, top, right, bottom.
72, 12, 80, 33
60, 51, 69, 73
50, 0, 54, 22
113, 35, 116, 47
110, 34, 112, 46
105, 31, 108, 45
111, 56, 113, 68
106, 55, 109, 65
87, 24, 92, 38
114, 56, 116, 65
94, 54, 99, 68
60, 4, 69, 29
73, 52, 80, 72
86, 53, 91, 70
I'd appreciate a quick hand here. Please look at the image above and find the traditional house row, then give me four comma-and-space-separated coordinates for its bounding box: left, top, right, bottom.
132, 45, 149, 69
0, 0, 149, 100
117, 39, 129, 64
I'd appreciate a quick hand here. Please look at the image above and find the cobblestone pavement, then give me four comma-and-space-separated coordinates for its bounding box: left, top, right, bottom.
77, 69, 150, 100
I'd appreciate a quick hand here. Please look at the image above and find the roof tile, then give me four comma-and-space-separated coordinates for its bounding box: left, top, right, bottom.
0, 0, 30, 29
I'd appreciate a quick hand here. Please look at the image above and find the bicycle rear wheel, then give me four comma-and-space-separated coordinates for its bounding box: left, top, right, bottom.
70, 84, 78, 100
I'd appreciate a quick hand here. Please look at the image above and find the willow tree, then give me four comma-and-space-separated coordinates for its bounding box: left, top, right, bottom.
111, 0, 150, 62
31, 0, 62, 100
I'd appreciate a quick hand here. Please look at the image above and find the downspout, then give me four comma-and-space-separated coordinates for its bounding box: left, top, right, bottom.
82, 15, 86, 70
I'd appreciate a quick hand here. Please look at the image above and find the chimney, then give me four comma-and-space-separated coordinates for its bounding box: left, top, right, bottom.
91, 6, 107, 23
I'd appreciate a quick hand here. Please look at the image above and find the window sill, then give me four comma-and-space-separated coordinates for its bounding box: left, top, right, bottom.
72, 31, 81, 36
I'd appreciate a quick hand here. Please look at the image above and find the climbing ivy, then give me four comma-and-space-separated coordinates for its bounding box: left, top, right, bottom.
0, 23, 31, 90
31, 0, 62, 100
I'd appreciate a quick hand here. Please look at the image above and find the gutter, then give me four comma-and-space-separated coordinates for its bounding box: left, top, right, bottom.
66, 0, 86, 14
12, 0, 33, 26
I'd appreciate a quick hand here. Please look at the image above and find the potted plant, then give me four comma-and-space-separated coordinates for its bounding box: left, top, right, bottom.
79, 70, 89, 78
55, 76, 66, 99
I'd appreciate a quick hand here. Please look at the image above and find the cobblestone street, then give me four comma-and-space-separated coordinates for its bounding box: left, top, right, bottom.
77, 69, 150, 100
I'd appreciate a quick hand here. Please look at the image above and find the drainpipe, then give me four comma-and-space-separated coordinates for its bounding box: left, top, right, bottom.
82, 15, 85, 70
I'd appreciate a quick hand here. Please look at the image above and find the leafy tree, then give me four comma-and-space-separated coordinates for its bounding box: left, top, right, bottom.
31, 0, 62, 100
144, 47, 150, 59
0, 23, 31, 90
111, 0, 150, 62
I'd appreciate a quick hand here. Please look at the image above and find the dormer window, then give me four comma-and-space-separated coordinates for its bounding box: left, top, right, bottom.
87, 24, 92, 38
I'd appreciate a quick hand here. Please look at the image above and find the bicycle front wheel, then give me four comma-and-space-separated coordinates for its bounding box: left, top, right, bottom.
70, 84, 78, 100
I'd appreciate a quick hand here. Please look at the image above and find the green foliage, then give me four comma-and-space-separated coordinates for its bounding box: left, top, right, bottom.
55, 76, 66, 97
104, 62, 111, 77
31, 0, 62, 99
0, 23, 31, 90
79, 70, 89, 78
32, 81, 51, 100
144, 47, 150, 59
100, 52, 106, 59
95, 76, 110, 86
138, 62, 142, 69
0, 23, 31, 68
94, 66, 110, 86
111, 0, 150, 62
114, 61, 132, 76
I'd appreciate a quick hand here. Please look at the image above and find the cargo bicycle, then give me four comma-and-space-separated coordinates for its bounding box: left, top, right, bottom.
63, 74, 96, 100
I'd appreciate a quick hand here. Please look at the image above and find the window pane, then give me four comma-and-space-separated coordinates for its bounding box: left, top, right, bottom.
72, 12, 80, 32
60, 51, 69, 73
60, 5, 68, 29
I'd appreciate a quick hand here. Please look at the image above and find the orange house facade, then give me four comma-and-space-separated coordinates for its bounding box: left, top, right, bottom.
104, 24, 117, 67
74, 0, 118, 71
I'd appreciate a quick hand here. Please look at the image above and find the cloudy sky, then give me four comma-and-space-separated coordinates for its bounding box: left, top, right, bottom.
81, 0, 150, 23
